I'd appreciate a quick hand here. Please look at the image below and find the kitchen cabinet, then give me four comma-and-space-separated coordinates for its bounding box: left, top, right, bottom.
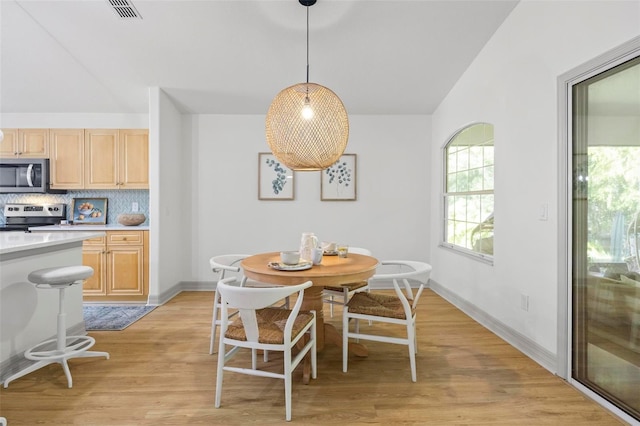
0, 128, 49, 158
49, 129, 85, 189
82, 230, 149, 302
85, 129, 149, 189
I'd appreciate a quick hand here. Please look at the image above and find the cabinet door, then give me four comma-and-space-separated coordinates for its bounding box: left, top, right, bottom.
85, 129, 118, 189
0, 129, 19, 157
107, 246, 145, 296
19, 129, 49, 157
49, 129, 84, 189
82, 246, 107, 296
119, 129, 149, 189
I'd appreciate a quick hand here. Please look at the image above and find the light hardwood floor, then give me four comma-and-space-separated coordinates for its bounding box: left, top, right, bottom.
0, 290, 627, 425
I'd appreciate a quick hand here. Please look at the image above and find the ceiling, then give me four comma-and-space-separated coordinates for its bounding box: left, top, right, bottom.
0, 0, 519, 115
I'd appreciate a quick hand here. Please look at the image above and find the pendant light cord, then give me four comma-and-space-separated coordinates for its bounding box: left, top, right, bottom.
306, 5, 310, 85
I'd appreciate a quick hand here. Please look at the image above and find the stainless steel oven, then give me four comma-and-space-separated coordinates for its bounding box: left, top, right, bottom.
0, 203, 66, 232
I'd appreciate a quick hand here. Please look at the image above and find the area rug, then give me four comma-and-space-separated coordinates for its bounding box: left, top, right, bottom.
83, 305, 156, 331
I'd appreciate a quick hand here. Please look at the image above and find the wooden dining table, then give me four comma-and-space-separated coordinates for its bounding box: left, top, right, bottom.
241, 251, 378, 382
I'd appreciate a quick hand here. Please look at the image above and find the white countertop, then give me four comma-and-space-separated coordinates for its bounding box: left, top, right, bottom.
0, 231, 105, 255
31, 224, 149, 231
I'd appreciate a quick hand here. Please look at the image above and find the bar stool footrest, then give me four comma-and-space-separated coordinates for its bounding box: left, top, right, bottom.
26, 336, 99, 361
2, 336, 109, 389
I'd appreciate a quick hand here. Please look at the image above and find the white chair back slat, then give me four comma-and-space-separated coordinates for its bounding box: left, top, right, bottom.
392, 279, 415, 319
238, 308, 260, 342
412, 281, 425, 310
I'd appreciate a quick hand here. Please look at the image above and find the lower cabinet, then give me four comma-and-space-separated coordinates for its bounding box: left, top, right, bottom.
82, 230, 149, 302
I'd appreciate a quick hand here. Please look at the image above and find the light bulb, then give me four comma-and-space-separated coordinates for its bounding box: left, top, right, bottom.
301, 97, 314, 120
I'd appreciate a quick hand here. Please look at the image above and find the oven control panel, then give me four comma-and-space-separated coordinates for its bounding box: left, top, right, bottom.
4, 203, 66, 218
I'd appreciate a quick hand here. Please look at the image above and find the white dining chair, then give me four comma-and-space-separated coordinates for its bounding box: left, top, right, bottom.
342, 260, 432, 382
215, 277, 317, 422
209, 255, 290, 355
209, 255, 250, 354
323, 247, 373, 317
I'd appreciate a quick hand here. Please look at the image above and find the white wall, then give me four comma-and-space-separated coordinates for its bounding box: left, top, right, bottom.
148, 88, 188, 303
185, 114, 431, 283
430, 0, 640, 362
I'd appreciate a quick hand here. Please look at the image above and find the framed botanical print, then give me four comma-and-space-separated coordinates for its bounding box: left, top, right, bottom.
321, 154, 357, 201
258, 153, 295, 200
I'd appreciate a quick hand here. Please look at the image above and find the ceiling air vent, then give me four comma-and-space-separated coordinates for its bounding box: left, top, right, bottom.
107, 0, 142, 19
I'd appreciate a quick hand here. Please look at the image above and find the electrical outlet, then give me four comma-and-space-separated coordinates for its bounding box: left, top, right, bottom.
132, 202, 139, 212
538, 203, 548, 221
520, 294, 529, 311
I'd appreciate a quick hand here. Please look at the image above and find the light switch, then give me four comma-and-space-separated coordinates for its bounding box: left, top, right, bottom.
132, 202, 139, 212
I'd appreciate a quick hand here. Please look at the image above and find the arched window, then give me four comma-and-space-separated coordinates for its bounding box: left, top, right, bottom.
443, 123, 494, 260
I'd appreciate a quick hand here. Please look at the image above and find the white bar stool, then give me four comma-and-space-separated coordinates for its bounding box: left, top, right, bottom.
2, 266, 109, 388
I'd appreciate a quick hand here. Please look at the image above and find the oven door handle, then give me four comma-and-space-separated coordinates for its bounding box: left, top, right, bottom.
26, 164, 34, 187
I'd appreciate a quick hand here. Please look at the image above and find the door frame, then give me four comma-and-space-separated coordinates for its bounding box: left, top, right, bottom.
557, 35, 640, 422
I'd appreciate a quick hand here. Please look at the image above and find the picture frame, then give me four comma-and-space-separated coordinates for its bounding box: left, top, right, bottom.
321, 153, 357, 201
71, 197, 108, 225
258, 153, 295, 200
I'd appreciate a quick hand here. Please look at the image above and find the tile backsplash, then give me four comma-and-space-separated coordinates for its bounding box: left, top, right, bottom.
0, 190, 149, 226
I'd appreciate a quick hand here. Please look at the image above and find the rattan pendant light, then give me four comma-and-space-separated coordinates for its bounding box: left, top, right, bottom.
265, 0, 349, 171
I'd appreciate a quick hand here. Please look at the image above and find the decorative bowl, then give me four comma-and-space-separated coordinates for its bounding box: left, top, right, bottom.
280, 251, 300, 265
117, 213, 146, 226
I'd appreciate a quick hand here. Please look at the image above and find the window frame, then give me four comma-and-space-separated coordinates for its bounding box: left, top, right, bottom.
440, 122, 495, 264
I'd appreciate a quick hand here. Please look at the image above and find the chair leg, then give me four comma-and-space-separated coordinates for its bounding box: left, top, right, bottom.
329, 295, 335, 317
210, 289, 220, 355
343, 309, 349, 373
284, 346, 293, 421
407, 321, 417, 382
214, 343, 225, 408
311, 319, 317, 379
343, 289, 349, 316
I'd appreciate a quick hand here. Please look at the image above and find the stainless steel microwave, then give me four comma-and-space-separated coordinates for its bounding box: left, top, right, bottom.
0, 158, 62, 193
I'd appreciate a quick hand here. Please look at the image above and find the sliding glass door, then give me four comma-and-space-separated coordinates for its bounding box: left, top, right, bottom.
571, 55, 640, 421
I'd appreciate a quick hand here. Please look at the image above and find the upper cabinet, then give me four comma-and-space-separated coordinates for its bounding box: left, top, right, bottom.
85, 129, 149, 190
85, 129, 118, 189
49, 129, 85, 190
0, 129, 49, 158
48, 128, 148, 190
119, 129, 149, 189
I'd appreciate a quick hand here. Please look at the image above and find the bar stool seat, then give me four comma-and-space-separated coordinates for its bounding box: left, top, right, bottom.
2, 266, 109, 389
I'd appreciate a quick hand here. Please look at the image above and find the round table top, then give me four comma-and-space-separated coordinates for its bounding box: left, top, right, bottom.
241, 252, 379, 287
